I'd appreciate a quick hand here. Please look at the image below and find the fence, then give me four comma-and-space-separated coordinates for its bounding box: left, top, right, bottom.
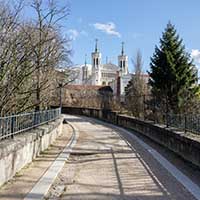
0, 108, 61, 141
123, 94, 200, 134
166, 114, 200, 134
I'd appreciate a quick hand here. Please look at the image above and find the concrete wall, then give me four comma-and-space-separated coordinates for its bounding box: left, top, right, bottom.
63, 107, 200, 169
0, 117, 63, 187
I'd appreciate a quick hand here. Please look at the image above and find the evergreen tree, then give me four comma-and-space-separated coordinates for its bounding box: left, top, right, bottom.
149, 22, 199, 114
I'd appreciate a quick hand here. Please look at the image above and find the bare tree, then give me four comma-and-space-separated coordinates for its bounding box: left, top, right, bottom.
0, 0, 72, 115
25, 0, 71, 111
125, 50, 149, 117
0, 0, 28, 115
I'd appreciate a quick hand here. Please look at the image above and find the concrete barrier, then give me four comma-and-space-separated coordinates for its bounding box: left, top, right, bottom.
0, 116, 63, 187
116, 114, 200, 168
62, 107, 200, 169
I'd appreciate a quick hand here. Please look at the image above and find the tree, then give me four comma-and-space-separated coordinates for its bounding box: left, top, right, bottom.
0, 0, 28, 115
149, 22, 199, 114
125, 50, 149, 117
27, 0, 71, 111
0, 0, 72, 115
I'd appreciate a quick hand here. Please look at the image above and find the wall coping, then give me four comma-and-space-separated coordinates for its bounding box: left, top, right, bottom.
118, 114, 200, 149
0, 116, 63, 159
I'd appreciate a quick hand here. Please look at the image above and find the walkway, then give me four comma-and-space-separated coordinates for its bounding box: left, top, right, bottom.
0, 115, 200, 200
46, 115, 199, 200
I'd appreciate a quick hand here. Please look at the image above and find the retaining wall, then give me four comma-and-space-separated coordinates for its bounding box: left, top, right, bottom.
0, 116, 63, 187
62, 107, 200, 169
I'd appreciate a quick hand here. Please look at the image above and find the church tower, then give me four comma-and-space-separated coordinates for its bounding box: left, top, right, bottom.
91, 39, 102, 85
118, 42, 128, 75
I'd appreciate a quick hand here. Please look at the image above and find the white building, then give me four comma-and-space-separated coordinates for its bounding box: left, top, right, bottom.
70, 39, 132, 99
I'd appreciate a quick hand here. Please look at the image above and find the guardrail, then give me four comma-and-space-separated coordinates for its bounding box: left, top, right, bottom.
62, 106, 200, 135
0, 108, 61, 141
166, 113, 200, 134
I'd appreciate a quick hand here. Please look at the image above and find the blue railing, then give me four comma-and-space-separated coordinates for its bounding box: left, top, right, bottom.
0, 108, 61, 141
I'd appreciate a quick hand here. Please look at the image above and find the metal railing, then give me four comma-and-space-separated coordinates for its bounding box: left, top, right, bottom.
122, 94, 200, 135
166, 113, 200, 134
0, 108, 61, 141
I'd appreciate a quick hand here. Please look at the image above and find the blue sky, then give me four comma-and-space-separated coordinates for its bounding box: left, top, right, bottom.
24, 0, 200, 73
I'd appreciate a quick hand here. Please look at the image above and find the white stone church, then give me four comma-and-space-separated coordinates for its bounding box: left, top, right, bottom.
71, 39, 132, 99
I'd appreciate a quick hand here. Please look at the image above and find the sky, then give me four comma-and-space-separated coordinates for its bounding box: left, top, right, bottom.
23, 0, 200, 73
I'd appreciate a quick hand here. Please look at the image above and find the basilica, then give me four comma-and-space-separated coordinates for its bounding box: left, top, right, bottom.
71, 39, 132, 99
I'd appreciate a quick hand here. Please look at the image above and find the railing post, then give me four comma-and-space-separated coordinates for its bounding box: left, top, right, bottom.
184, 114, 187, 133
166, 113, 169, 128
11, 116, 15, 139
166, 98, 169, 128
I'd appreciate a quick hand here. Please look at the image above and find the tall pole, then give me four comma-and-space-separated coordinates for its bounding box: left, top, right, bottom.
59, 83, 62, 113
166, 96, 169, 128
143, 95, 145, 120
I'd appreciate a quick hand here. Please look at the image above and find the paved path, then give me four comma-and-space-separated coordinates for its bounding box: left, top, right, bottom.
0, 123, 73, 200
46, 115, 200, 200
0, 115, 200, 200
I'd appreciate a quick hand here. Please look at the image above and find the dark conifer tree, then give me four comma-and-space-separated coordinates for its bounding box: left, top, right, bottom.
149, 22, 199, 113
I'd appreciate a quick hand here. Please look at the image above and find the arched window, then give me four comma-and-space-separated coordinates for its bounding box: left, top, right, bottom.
123, 60, 126, 68
96, 58, 99, 66
120, 60, 123, 68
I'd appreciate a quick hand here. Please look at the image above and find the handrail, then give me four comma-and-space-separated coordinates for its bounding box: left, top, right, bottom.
0, 108, 61, 141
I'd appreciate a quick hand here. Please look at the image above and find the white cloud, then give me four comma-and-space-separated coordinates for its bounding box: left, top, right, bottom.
67, 29, 79, 40
93, 22, 121, 37
67, 29, 88, 40
191, 49, 200, 82
191, 49, 200, 64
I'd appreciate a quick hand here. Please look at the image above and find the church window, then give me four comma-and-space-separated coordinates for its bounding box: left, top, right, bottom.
96, 58, 99, 65
120, 60, 123, 68
93, 58, 95, 66
123, 60, 126, 68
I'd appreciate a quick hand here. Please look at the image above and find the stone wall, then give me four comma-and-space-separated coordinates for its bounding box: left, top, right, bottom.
63, 107, 200, 169
0, 117, 63, 187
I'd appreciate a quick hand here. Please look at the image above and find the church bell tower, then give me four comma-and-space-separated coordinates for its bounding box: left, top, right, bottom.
92, 39, 102, 85
118, 42, 128, 75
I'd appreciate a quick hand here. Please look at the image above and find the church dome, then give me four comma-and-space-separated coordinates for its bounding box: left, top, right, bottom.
102, 63, 119, 71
